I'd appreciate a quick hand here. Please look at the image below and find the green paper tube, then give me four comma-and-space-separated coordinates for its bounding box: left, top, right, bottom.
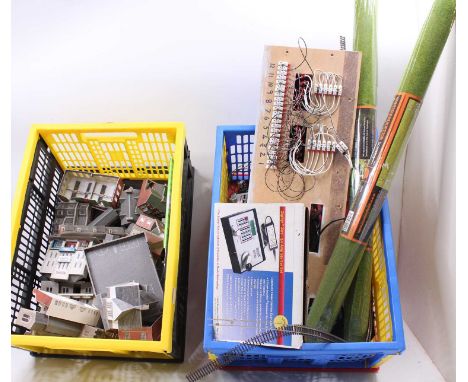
350, 0, 378, 198
355, 0, 377, 107
343, 246, 373, 341
306, 0, 455, 338
343, 0, 378, 343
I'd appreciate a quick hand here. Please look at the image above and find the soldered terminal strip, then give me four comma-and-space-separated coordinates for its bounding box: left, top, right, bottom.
302, 71, 343, 116
307, 138, 337, 152
312, 71, 343, 96
266, 61, 289, 169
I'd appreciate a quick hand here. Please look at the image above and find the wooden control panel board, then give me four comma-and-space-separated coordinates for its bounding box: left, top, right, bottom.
248, 45, 361, 300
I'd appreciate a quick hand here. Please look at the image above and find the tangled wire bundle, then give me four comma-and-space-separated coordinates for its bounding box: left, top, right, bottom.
263, 38, 349, 201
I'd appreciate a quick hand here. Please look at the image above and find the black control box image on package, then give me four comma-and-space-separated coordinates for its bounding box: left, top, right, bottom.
220, 209, 266, 273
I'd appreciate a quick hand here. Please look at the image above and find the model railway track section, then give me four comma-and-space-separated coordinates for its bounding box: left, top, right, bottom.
187, 324, 344, 382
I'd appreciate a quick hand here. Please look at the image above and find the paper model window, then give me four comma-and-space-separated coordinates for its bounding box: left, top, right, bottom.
98, 185, 107, 202
71, 181, 80, 198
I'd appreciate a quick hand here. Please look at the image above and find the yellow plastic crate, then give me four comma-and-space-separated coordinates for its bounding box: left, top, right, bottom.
11, 122, 194, 360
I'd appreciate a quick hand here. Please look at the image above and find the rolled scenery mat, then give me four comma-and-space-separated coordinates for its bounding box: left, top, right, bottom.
343, 245, 373, 341
350, 0, 377, 198
306, 0, 455, 338
343, 0, 378, 343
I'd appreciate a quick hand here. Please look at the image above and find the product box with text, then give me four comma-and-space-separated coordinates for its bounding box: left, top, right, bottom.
213, 203, 305, 348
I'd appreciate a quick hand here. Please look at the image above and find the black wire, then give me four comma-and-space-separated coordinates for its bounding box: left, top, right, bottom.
320, 217, 346, 235
261, 37, 341, 200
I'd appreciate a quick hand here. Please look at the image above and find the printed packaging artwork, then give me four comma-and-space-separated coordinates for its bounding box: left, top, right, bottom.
213, 203, 305, 348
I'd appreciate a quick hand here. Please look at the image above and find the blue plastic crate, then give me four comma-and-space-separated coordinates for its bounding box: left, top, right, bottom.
224, 130, 254, 181
203, 125, 405, 369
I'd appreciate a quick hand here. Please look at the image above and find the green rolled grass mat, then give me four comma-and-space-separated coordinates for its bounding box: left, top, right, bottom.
354, 0, 377, 107
350, 0, 378, 204
344, 0, 378, 343
344, 246, 373, 342
306, 0, 456, 339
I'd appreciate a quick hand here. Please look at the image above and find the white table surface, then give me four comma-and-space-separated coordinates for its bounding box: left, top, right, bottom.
11, 322, 444, 382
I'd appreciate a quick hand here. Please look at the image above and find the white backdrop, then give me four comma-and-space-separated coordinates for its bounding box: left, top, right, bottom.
398, 27, 456, 382
11, 0, 454, 381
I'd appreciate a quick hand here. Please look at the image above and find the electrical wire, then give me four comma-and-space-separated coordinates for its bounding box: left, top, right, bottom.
262, 38, 350, 199
320, 217, 346, 235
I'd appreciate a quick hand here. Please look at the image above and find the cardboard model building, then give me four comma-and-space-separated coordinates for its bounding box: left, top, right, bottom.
53, 202, 92, 232
14, 307, 84, 337
39, 239, 92, 283
135, 214, 165, 235
88, 207, 120, 227
79, 325, 111, 339
41, 280, 94, 303
85, 233, 164, 316
58, 171, 123, 207
137, 180, 167, 219
14, 308, 105, 338
33, 289, 100, 326
118, 316, 162, 341
127, 214, 164, 256
53, 224, 126, 241
95, 282, 160, 330
119, 187, 140, 226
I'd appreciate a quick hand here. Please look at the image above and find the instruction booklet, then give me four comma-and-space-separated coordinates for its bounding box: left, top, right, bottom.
213, 203, 305, 348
